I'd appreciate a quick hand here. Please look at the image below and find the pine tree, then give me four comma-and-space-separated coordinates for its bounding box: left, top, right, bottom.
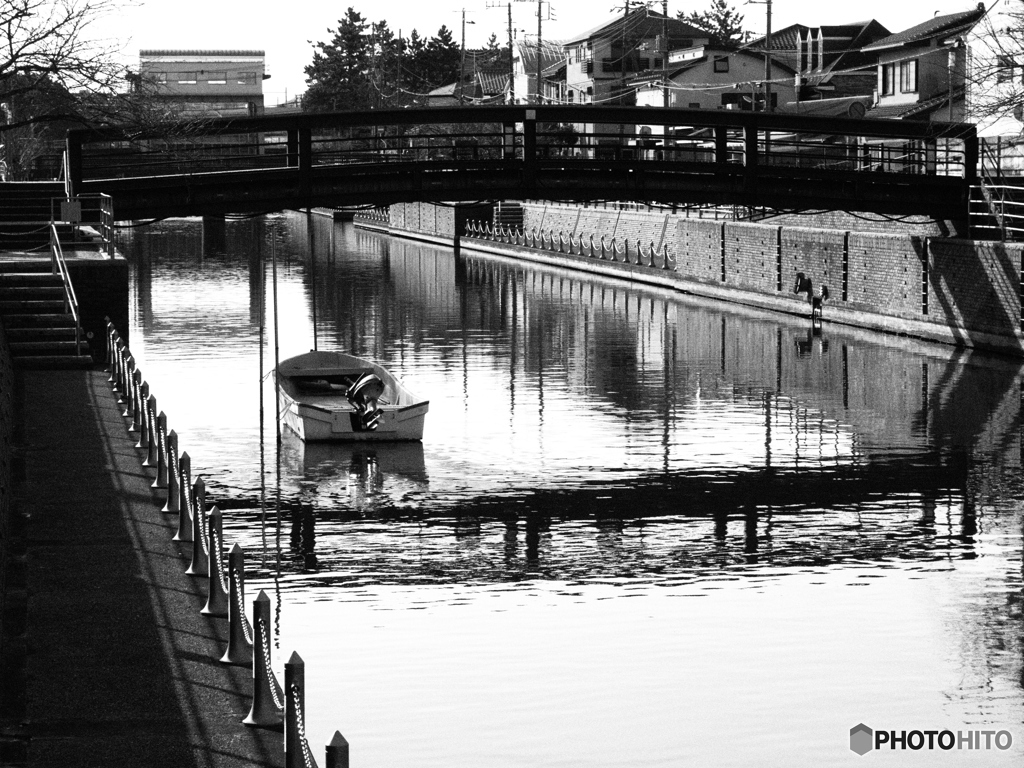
678, 0, 748, 47
304, 7, 373, 111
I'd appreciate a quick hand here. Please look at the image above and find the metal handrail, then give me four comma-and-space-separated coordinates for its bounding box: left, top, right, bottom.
49, 223, 82, 352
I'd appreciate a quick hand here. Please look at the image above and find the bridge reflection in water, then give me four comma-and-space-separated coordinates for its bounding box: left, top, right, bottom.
119, 212, 1024, 767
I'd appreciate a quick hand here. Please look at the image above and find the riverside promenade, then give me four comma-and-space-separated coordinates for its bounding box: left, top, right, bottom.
4, 365, 282, 767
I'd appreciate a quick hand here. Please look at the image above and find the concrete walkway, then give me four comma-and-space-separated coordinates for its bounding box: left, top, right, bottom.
9, 366, 282, 767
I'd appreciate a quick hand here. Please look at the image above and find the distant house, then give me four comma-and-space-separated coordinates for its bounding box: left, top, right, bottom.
513, 40, 566, 104
139, 50, 269, 118
861, 4, 987, 122
564, 9, 709, 107
744, 20, 891, 108
633, 44, 796, 111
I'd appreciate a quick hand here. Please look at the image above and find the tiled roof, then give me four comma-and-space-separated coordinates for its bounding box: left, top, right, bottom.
563, 9, 705, 47
862, 4, 986, 51
140, 50, 264, 57
516, 40, 566, 72
865, 87, 965, 119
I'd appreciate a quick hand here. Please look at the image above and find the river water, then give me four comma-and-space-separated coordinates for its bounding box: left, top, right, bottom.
118, 211, 1024, 767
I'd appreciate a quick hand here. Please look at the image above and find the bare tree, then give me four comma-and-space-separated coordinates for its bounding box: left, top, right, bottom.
0, 0, 127, 132
966, 2, 1024, 130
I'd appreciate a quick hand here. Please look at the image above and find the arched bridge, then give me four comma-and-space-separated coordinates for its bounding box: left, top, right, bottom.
66, 105, 978, 221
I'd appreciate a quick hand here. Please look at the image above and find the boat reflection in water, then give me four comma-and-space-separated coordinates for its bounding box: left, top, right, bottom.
276, 431, 430, 569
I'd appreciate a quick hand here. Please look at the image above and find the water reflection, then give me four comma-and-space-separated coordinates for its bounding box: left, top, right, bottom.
118, 212, 1024, 766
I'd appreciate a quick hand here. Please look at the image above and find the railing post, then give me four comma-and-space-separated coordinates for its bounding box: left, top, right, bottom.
162, 430, 179, 512
244, 590, 284, 728
186, 476, 209, 576
136, 382, 150, 450
285, 652, 319, 768
202, 507, 229, 617
129, 369, 142, 431
104, 319, 115, 373
153, 412, 168, 488
221, 544, 253, 665
326, 732, 350, 768
173, 451, 192, 540
122, 356, 135, 417
65, 130, 84, 200
523, 109, 537, 193
144, 397, 159, 467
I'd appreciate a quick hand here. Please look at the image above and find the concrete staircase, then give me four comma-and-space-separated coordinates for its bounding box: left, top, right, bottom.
0, 261, 93, 368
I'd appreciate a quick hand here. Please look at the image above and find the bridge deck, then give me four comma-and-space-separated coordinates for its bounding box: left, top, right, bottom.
65, 106, 977, 222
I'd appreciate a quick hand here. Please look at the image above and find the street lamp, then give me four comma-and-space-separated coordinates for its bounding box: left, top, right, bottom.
459, 10, 476, 105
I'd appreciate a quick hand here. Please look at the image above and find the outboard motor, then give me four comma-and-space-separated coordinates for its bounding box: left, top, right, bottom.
346, 372, 385, 430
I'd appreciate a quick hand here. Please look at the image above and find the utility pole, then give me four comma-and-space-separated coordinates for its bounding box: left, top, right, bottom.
747, 0, 773, 111
508, 3, 515, 103
459, 9, 476, 105
536, 0, 543, 103
662, 0, 669, 109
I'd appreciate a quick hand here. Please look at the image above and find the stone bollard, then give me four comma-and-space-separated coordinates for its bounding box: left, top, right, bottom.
153, 412, 168, 488
122, 356, 135, 418
144, 397, 159, 467
116, 343, 128, 404
326, 732, 350, 768
109, 332, 120, 386
243, 590, 284, 728
186, 476, 209, 576
135, 382, 150, 450
221, 544, 253, 665
104, 320, 115, 374
285, 652, 318, 768
201, 507, 229, 617
162, 430, 180, 513
129, 369, 142, 432
173, 451, 192, 541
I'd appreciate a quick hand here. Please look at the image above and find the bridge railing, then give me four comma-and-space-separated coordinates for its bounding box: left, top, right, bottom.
67, 105, 977, 189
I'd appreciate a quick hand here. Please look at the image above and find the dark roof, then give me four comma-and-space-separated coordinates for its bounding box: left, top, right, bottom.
862, 5, 986, 51
140, 50, 265, 57
516, 40, 566, 72
865, 87, 965, 119
563, 9, 706, 47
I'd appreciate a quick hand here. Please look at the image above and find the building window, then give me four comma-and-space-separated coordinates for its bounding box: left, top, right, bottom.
881, 62, 895, 96
177, 72, 197, 84
899, 60, 918, 93
654, 58, 662, 68
997, 55, 1016, 84
713, 56, 729, 73
205, 71, 227, 84
237, 72, 257, 85
688, 102, 701, 108
151, 72, 167, 83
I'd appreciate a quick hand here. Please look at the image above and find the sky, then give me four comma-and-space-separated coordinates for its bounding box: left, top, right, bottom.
100, 0, 998, 106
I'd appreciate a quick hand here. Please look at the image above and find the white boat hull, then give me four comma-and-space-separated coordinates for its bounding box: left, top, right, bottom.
276, 351, 428, 442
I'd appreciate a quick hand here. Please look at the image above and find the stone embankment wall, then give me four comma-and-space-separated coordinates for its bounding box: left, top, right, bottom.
0, 320, 11, 660
375, 202, 1024, 355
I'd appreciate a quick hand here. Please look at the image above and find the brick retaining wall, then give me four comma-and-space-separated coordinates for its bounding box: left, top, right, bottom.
380, 202, 1024, 355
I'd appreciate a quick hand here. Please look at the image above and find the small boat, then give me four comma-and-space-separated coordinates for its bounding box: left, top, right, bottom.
276, 351, 428, 442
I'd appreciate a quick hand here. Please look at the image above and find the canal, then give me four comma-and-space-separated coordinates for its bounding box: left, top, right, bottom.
118, 211, 1024, 766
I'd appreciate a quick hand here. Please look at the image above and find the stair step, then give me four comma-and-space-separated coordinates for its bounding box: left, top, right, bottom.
0, 300, 67, 314
12, 355, 95, 370
11, 339, 90, 354
6, 327, 79, 341
0, 313, 76, 328
0, 273, 62, 286
0, 261, 52, 274
0, 286, 65, 301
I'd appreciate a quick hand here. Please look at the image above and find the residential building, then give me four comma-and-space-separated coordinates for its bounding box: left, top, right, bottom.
633, 44, 797, 111
861, 4, 987, 122
513, 40, 566, 104
744, 20, 890, 108
138, 50, 269, 118
564, 9, 708, 107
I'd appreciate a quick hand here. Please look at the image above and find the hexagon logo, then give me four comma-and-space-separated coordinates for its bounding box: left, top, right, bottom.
850, 723, 873, 756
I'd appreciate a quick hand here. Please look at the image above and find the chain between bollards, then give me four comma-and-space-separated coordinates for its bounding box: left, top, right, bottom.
162, 430, 179, 513
186, 476, 209, 576
221, 544, 253, 665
